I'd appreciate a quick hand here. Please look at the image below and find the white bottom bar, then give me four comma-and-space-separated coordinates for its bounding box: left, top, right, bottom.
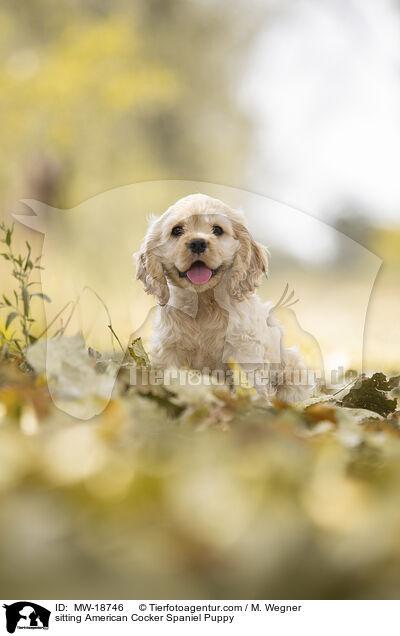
1, 599, 399, 635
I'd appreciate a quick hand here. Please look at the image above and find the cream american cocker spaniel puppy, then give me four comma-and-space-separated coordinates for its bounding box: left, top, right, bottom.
136, 194, 308, 402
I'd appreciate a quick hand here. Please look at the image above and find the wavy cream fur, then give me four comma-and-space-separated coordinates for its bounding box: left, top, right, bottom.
136, 194, 309, 402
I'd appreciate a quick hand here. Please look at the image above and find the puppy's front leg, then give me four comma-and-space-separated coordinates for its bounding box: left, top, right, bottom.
151, 344, 189, 370
151, 305, 197, 370
275, 347, 311, 402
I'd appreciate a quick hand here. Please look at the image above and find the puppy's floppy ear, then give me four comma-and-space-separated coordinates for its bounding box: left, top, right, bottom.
135, 224, 169, 306
229, 221, 268, 301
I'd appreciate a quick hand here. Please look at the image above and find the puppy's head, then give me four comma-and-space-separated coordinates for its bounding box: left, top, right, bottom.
136, 194, 267, 305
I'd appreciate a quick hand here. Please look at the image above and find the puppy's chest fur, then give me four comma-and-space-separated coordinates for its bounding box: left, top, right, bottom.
152, 295, 228, 370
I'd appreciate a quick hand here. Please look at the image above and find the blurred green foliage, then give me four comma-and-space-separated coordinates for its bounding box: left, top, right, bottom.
0, 0, 259, 208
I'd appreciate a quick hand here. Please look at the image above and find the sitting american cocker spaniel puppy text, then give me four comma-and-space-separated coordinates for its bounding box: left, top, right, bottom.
136, 194, 308, 402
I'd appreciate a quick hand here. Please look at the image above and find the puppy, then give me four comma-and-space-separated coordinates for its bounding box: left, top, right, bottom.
136, 194, 308, 402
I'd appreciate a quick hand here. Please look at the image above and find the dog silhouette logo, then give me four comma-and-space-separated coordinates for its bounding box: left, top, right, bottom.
3, 602, 51, 633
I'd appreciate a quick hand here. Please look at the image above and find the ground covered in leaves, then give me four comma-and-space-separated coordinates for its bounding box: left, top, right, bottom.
0, 335, 399, 599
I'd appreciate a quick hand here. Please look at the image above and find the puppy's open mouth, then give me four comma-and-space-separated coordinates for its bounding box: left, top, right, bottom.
177, 261, 221, 285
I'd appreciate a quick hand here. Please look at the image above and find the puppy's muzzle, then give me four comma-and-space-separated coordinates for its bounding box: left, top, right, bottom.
188, 238, 207, 254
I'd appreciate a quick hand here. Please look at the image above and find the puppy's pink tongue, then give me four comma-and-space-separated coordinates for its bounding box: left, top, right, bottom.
186, 262, 212, 285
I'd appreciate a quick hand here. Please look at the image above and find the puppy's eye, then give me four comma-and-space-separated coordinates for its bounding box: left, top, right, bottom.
212, 225, 223, 236
171, 225, 184, 237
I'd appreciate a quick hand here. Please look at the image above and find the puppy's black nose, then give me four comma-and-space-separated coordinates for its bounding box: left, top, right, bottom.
188, 238, 207, 254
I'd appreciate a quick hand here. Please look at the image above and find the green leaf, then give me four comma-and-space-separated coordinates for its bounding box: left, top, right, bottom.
31, 292, 51, 302
23, 241, 32, 271
2, 294, 11, 306
0, 253, 10, 260
5, 311, 19, 329
5, 229, 11, 246
22, 287, 30, 316
12, 339, 22, 353
341, 373, 397, 417
128, 337, 151, 367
